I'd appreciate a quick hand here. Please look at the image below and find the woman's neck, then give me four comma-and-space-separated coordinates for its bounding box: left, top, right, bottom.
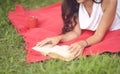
83, 0, 93, 17
83, 0, 93, 8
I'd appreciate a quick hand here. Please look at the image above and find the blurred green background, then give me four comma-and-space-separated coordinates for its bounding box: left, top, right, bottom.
0, 0, 120, 74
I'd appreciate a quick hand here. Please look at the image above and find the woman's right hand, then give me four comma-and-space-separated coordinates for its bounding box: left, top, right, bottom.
36, 36, 62, 47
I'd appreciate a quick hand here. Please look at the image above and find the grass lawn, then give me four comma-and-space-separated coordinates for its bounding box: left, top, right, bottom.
0, 0, 120, 74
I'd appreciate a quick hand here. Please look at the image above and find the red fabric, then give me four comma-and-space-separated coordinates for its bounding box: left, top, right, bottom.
8, 2, 120, 63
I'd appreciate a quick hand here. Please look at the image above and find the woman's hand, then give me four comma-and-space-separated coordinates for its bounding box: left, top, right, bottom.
69, 40, 87, 59
36, 36, 62, 47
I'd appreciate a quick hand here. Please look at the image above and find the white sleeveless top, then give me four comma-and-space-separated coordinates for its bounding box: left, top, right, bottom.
79, 0, 120, 31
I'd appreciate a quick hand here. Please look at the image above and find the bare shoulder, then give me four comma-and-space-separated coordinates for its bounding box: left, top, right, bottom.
102, 0, 117, 12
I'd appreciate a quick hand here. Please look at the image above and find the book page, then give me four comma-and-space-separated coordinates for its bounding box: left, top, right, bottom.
32, 44, 53, 56
49, 45, 71, 57
32, 44, 72, 58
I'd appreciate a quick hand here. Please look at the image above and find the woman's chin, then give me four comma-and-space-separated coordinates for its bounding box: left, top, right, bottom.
76, 0, 85, 3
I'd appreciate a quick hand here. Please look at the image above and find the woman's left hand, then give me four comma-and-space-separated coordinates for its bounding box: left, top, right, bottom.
69, 40, 87, 59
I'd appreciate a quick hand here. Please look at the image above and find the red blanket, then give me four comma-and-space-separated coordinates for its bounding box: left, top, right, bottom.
8, 2, 120, 63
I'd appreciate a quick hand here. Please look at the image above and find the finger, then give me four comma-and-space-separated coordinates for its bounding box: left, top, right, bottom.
72, 47, 81, 58
36, 41, 43, 46
69, 44, 76, 51
37, 40, 50, 47
74, 49, 83, 58
69, 46, 78, 57
39, 41, 49, 47
36, 42, 41, 45
69, 46, 76, 52
50, 43, 57, 47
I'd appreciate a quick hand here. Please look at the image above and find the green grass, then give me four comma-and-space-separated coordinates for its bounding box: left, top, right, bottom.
0, 0, 120, 74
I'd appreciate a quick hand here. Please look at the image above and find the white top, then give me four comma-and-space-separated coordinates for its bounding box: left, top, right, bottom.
79, 0, 120, 31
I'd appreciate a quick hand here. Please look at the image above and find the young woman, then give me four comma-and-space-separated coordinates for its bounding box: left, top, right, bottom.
37, 0, 120, 59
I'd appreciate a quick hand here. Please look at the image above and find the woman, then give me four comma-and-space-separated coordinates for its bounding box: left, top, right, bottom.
37, 0, 120, 59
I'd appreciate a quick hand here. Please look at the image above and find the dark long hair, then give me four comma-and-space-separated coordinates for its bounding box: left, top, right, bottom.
61, 0, 102, 34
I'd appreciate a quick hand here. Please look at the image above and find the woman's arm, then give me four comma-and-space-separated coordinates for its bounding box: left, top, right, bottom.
68, 0, 117, 58
59, 23, 81, 42
37, 18, 81, 47
85, 0, 117, 46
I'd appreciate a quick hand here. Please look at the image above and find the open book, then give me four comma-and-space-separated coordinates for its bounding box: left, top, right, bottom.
32, 44, 74, 61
